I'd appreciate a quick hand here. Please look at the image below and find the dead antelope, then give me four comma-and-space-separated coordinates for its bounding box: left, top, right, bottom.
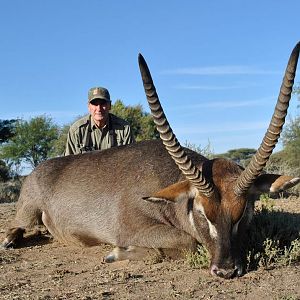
2, 42, 300, 279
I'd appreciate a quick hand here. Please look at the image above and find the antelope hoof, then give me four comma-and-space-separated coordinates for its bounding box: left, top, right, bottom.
2, 228, 25, 249
104, 253, 117, 263
104, 246, 121, 263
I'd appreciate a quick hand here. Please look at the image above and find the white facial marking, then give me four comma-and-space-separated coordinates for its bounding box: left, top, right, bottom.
189, 211, 197, 232
208, 222, 218, 240
195, 202, 218, 240
232, 200, 253, 236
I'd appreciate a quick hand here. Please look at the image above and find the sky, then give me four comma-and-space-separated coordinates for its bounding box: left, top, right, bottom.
0, 0, 299, 154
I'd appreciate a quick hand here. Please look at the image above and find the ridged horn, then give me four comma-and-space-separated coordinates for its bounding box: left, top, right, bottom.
234, 42, 300, 196
138, 53, 215, 198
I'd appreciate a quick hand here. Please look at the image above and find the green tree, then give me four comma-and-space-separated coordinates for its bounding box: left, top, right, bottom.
50, 123, 72, 157
0, 116, 59, 171
0, 119, 17, 144
111, 99, 158, 141
217, 148, 256, 167
0, 160, 10, 182
0, 119, 18, 179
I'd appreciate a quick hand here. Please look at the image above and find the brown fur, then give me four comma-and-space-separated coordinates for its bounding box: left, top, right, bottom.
153, 180, 193, 200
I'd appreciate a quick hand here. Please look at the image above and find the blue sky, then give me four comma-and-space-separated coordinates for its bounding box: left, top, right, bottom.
1, 0, 299, 154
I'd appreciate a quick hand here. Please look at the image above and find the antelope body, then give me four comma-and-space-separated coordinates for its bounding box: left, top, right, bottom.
2, 42, 300, 279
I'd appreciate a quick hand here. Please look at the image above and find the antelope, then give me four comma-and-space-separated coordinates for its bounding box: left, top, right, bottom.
2, 42, 300, 279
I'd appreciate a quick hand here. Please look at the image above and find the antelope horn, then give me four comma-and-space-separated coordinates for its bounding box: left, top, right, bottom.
234, 42, 300, 196
138, 54, 215, 198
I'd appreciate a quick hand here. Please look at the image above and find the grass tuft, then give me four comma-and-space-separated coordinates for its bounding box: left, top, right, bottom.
185, 244, 210, 269
246, 195, 300, 271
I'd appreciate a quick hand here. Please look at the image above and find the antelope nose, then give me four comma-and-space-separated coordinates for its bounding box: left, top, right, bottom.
210, 265, 237, 279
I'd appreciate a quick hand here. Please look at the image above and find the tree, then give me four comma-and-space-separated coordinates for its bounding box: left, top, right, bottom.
111, 99, 158, 141
0, 119, 17, 144
0, 160, 10, 182
0, 116, 59, 171
0, 119, 18, 179
50, 123, 72, 157
216, 148, 257, 167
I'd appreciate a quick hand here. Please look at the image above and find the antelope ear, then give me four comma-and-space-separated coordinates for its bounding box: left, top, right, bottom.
270, 176, 300, 192
142, 196, 174, 204
253, 174, 300, 193
142, 180, 197, 204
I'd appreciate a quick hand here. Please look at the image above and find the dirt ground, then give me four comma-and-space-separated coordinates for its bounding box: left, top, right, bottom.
0, 198, 300, 300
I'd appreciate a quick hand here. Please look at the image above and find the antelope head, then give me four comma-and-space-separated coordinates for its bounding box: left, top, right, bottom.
138, 42, 300, 278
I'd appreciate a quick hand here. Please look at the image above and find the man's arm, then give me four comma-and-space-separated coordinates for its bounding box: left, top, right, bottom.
64, 129, 79, 156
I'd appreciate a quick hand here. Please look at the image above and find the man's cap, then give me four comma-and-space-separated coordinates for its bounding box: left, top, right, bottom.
88, 87, 111, 103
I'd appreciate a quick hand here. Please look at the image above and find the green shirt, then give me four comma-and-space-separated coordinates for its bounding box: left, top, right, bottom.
64, 113, 135, 155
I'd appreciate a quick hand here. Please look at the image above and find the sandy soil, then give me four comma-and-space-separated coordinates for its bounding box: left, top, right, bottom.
0, 197, 300, 300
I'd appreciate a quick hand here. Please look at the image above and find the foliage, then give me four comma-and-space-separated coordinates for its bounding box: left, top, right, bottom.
0, 116, 59, 171
184, 141, 215, 159
246, 196, 300, 271
51, 123, 72, 157
0, 160, 10, 182
259, 193, 275, 211
265, 151, 287, 174
280, 116, 300, 175
0, 177, 23, 203
0, 119, 17, 144
216, 148, 256, 167
253, 238, 300, 269
111, 99, 159, 141
185, 244, 210, 269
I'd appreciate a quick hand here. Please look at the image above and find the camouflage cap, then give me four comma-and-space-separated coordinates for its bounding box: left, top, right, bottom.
88, 87, 111, 103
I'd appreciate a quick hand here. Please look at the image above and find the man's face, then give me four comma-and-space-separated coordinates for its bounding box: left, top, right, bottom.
88, 99, 111, 127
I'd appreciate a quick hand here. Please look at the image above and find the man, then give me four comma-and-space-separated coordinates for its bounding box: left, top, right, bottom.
65, 87, 135, 155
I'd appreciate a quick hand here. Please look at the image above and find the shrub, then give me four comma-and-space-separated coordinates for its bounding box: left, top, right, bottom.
246, 196, 300, 271
0, 160, 10, 182
185, 244, 210, 269
0, 178, 23, 203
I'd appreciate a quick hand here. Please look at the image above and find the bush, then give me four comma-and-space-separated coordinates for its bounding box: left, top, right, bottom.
246, 196, 300, 271
0, 178, 23, 203
185, 244, 210, 269
0, 160, 10, 182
